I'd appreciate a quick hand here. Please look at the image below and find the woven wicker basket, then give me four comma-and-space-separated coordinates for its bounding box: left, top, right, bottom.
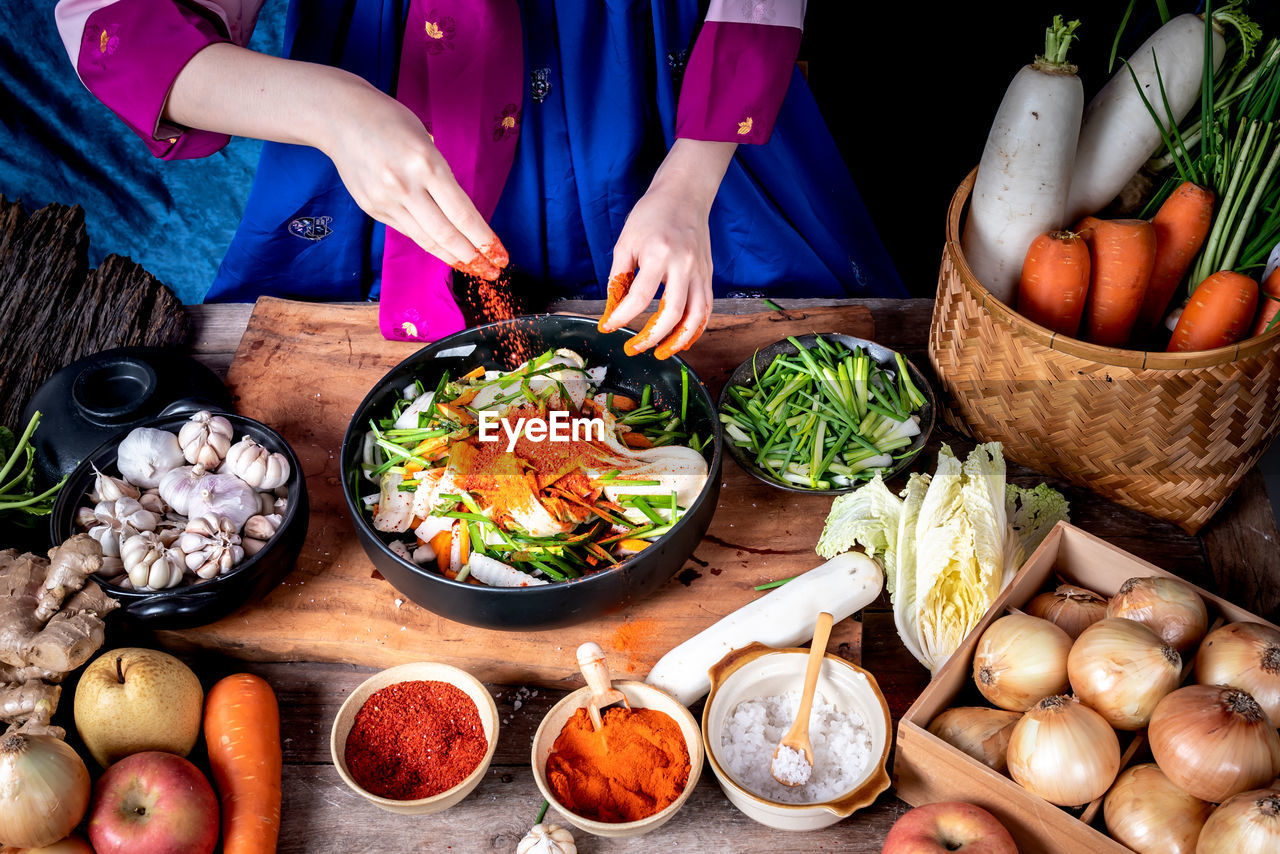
930, 169, 1280, 534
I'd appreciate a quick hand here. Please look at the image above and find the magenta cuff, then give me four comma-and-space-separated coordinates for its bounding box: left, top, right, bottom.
674, 20, 802, 145
78, 0, 231, 160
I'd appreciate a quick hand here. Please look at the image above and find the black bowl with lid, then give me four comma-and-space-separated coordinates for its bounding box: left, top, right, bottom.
340, 314, 722, 631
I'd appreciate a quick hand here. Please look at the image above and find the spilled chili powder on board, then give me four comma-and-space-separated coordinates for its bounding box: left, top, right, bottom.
545, 706, 690, 823
344, 680, 487, 800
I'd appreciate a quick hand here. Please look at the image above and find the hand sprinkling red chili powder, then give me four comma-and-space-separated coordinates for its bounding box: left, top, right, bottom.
344, 680, 487, 800
545, 706, 690, 823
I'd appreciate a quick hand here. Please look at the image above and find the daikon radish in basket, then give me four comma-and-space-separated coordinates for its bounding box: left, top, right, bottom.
645, 552, 882, 706
961, 15, 1083, 305
1066, 13, 1227, 223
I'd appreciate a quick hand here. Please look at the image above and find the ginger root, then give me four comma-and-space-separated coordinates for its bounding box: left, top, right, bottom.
0, 535, 116, 735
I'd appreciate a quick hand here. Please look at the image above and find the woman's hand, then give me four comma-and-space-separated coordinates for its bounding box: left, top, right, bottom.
601, 139, 737, 357
163, 44, 506, 278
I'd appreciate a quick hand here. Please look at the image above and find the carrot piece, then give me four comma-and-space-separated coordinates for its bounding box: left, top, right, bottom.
461, 365, 486, 381
1082, 219, 1158, 347
617, 539, 653, 552
621, 431, 653, 449
429, 530, 452, 565
1017, 230, 1091, 336
1168, 271, 1259, 352
1249, 268, 1280, 338
1134, 182, 1215, 341
1073, 216, 1103, 242
204, 674, 281, 854
457, 522, 470, 565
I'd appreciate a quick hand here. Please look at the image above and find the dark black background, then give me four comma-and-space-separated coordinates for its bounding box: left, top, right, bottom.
800, 2, 1280, 294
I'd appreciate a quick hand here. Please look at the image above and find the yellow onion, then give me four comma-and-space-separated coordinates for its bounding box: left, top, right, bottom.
1148, 685, 1280, 804
1198, 788, 1280, 854
1197, 622, 1280, 723
927, 706, 1022, 772
1027, 584, 1108, 638
0, 733, 91, 848
1007, 694, 1121, 806
1107, 575, 1208, 654
1068, 618, 1182, 730
1103, 763, 1211, 854
18, 835, 96, 854
972, 613, 1072, 711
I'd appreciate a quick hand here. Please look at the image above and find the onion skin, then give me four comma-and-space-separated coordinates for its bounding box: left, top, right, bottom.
1149, 685, 1280, 804
1104, 763, 1211, 854
1107, 576, 1208, 654
927, 707, 1022, 772
0, 733, 91, 849
1007, 694, 1121, 807
1027, 584, 1108, 638
973, 613, 1073, 711
1068, 618, 1181, 730
1197, 788, 1280, 854
1197, 622, 1280, 724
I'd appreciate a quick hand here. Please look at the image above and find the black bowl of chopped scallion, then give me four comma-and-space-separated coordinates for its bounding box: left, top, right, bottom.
717, 334, 934, 494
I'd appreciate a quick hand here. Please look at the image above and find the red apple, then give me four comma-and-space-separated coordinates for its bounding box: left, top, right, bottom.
88, 751, 219, 854
882, 801, 1018, 853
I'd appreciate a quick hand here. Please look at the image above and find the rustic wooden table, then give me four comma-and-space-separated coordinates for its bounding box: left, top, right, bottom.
167, 298, 1280, 853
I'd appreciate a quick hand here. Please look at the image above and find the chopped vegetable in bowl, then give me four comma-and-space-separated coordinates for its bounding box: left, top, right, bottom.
360, 347, 712, 588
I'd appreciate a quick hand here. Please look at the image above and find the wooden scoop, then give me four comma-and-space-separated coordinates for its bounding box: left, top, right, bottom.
771, 611, 834, 787
576, 641, 630, 731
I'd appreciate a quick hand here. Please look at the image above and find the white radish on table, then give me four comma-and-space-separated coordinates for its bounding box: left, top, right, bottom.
1066, 13, 1226, 224
961, 16, 1084, 305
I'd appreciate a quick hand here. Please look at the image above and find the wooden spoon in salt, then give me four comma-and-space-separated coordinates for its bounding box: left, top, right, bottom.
771, 610, 834, 787
576, 641, 630, 731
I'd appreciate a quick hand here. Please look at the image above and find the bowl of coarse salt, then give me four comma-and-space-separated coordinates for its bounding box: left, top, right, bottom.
701, 642, 892, 831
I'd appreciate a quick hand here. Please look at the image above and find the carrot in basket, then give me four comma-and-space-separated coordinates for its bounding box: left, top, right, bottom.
204, 674, 282, 854
1168, 271, 1259, 352
1082, 219, 1157, 347
1249, 268, 1280, 338
1133, 182, 1215, 342
1073, 215, 1103, 242
1016, 230, 1091, 336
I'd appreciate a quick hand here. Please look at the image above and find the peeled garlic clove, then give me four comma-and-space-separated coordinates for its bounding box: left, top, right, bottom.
224, 436, 291, 490
178, 411, 234, 467
116, 427, 185, 488
90, 465, 140, 502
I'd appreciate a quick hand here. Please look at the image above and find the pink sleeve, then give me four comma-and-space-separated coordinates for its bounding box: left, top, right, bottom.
55, 0, 258, 159
674, 0, 806, 145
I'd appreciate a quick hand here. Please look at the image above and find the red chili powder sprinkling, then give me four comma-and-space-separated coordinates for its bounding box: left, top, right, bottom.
344, 680, 487, 800
471, 270, 534, 367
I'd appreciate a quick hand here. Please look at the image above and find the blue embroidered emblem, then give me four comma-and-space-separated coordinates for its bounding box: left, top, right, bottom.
288, 216, 333, 241
531, 68, 552, 103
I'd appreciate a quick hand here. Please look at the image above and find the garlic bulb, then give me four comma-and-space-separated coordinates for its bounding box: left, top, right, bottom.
120, 531, 185, 590
89, 465, 139, 503
186, 474, 258, 531
223, 436, 291, 490
115, 427, 185, 488
517, 823, 576, 854
93, 497, 160, 533
157, 464, 207, 517
178, 515, 244, 579
178, 410, 234, 467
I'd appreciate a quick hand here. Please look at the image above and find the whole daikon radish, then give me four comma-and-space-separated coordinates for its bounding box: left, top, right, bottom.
1066, 13, 1226, 223
962, 16, 1084, 305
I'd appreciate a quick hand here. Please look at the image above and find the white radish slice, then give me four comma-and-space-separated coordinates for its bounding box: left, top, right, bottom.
962, 21, 1084, 304
392, 392, 436, 430
1066, 13, 1226, 223
466, 553, 549, 587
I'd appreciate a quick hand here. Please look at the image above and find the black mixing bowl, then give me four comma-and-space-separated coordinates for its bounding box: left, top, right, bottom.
51, 412, 309, 629
340, 314, 723, 631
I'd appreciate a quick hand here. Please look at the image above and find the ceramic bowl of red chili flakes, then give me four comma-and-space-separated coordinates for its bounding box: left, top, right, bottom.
330, 661, 499, 814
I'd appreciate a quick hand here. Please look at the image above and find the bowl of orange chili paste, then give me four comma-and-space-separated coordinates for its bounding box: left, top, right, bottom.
340, 314, 723, 630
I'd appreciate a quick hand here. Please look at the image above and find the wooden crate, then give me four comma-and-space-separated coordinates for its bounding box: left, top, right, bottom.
893, 521, 1279, 854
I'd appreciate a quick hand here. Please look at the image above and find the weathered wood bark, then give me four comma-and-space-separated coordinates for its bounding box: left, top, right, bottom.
0, 196, 187, 430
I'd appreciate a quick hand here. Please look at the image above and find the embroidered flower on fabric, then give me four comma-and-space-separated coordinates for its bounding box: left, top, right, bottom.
423, 13, 456, 54
740, 0, 775, 24
737, 117, 754, 135
531, 68, 552, 104
493, 104, 521, 141
98, 24, 120, 55
399, 321, 421, 340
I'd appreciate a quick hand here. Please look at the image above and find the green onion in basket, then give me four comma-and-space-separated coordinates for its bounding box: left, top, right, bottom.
719, 335, 927, 489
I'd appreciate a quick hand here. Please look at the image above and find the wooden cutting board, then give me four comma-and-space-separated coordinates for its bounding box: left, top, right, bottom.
159, 297, 876, 686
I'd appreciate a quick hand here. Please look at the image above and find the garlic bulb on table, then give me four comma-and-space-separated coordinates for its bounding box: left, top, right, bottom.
115, 427, 185, 488
178, 410, 234, 467
517, 824, 575, 854
186, 474, 258, 531
120, 531, 185, 590
223, 436, 291, 490
157, 464, 208, 517
178, 515, 244, 579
